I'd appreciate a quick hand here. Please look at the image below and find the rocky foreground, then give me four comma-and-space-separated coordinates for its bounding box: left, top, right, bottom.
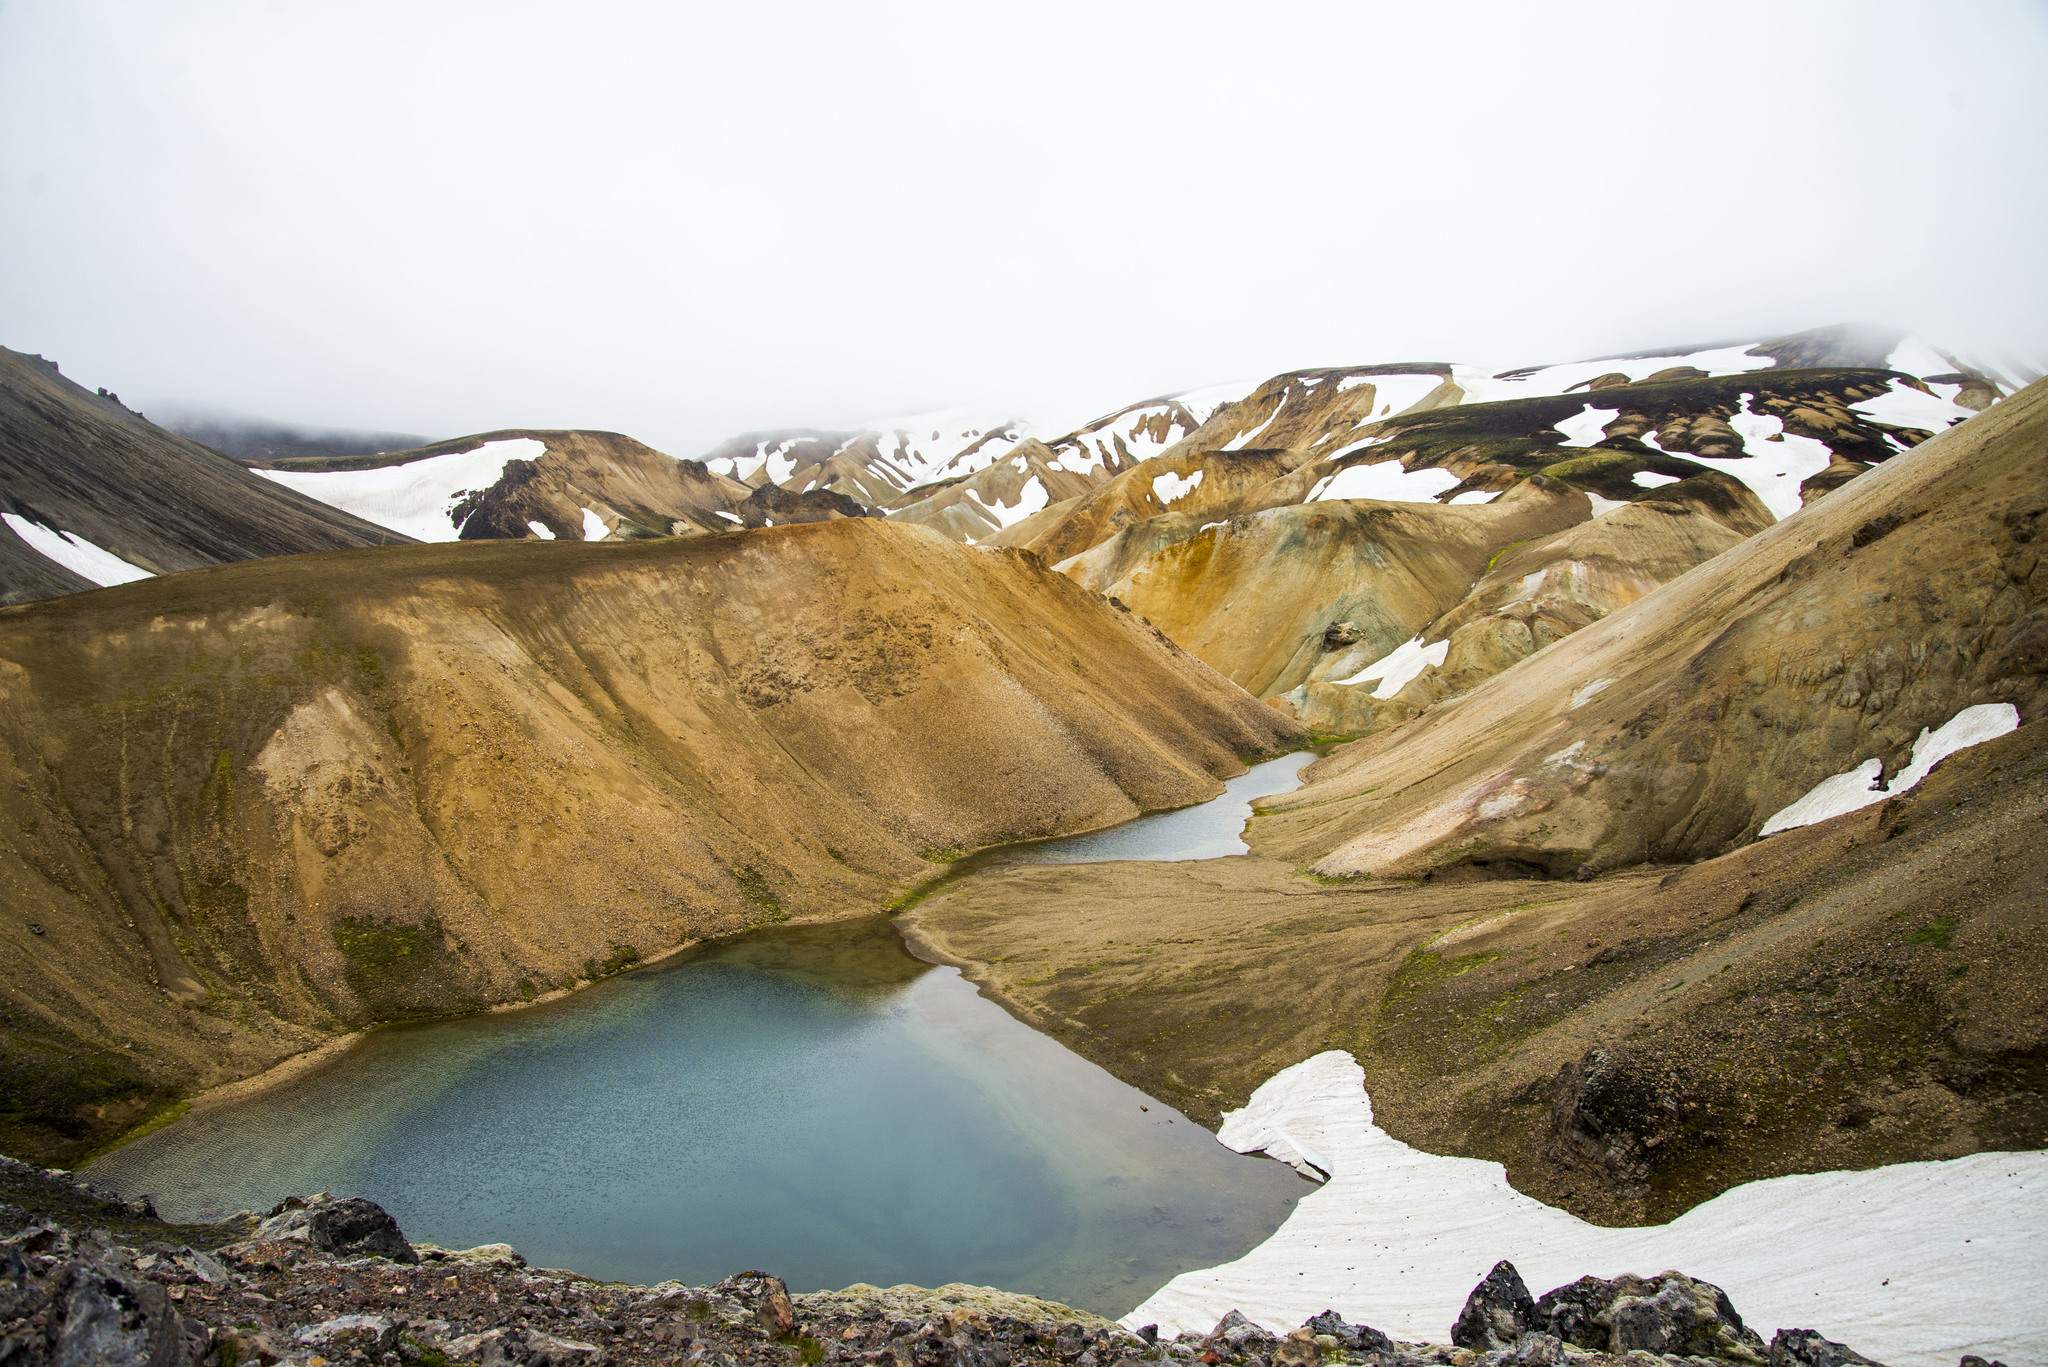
0, 1160, 2001, 1367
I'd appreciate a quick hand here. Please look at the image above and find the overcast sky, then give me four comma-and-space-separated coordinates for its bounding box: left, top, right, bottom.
3, 1, 2044, 456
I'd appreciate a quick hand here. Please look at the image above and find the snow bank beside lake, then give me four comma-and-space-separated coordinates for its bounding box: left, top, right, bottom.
1125, 1052, 2045, 1367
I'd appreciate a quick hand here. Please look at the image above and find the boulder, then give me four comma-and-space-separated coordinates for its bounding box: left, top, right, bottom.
1452, 1260, 1538, 1350
1767, 1328, 1888, 1367
1322, 622, 1364, 649
296, 1313, 399, 1356
249, 1193, 417, 1263
1532, 1271, 1764, 1361
1204, 1309, 1279, 1354
445, 1325, 607, 1366
713, 1271, 797, 1337
1301, 1310, 1393, 1358
34, 1258, 198, 1367
1273, 1328, 1320, 1367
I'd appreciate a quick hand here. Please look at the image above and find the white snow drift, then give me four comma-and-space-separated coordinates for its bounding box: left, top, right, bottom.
1, 513, 154, 586
1309, 461, 1461, 505
1759, 703, 2020, 836
253, 438, 547, 542
1126, 1052, 2044, 1367
1336, 636, 1448, 699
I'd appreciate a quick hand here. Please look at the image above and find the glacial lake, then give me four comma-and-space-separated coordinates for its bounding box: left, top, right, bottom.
89, 753, 1315, 1317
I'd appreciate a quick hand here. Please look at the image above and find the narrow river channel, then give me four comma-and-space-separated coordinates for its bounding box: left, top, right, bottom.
88, 752, 1317, 1317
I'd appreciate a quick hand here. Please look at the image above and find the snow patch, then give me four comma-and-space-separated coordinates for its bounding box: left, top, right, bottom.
1693, 402, 1836, 520
1569, 678, 1613, 710
1337, 636, 1448, 698
1447, 490, 1499, 505
1153, 470, 1204, 506
1760, 703, 2021, 836
713, 510, 742, 524
1, 514, 154, 586
253, 438, 546, 542
1851, 378, 1975, 437
1632, 471, 1682, 488
1310, 460, 1460, 505
1127, 1053, 2046, 1367
580, 508, 609, 541
1586, 493, 1631, 517
1554, 406, 1612, 448
525, 520, 555, 540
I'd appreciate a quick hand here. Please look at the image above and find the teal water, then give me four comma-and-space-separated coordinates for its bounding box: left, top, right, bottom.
89, 754, 1317, 1314
88, 918, 1306, 1316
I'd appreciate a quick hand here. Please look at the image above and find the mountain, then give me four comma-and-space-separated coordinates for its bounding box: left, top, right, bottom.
1014, 329, 1998, 730
901, 374, 2048, 1225
0, 518, 1297, 1163
0, 347, 414, 606
250, 428, 880, 542
1259, 372, 2048, 880
156, 411, 430, 466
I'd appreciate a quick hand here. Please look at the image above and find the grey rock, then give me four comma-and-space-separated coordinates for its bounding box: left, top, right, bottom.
1508, 1333, 1564, 1367
1302, 1311, 1394, 1357
1532, 1272, 1761, 1362
446, 1325, 607, 1366
1206, 1310, 1279, 1353
712, 1271, 797, 1337
295, 1313, 399, 1355
1767, 1329, 1887, 1367
1453, 1261, 1538, 1351
252, 1193, 417, 1263
49, 1260, 191, 1367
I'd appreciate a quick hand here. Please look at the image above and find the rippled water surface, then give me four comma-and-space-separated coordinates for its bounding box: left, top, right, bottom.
90, 916, 1306, 1316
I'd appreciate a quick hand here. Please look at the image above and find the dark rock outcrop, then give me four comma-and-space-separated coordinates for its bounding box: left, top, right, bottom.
1452, 1259, 1538, 1350
1767, 1328, 1889, 1367
245, 1192, 418, 1263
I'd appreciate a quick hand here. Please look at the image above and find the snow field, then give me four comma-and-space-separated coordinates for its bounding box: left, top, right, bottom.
1759, 703, 2021, 836
1850, 378, 1976, 435
253, 438, 547, 542
967, 474, 1050, 527
1691, 403, 1835, 521
1308, 461, 1461, 505
526, 520, 555, 540
580, 508, 609, 541
1, 513, 154, 586
1125, 1052, 2046, 1367
1453, 345, 1777, 405
1152, 470, 1204, 506
1552, 406, 1613, 448
1336, 636, 1448, 698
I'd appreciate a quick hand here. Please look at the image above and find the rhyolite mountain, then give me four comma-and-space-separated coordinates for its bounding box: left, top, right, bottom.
0, 322, 2037, 1244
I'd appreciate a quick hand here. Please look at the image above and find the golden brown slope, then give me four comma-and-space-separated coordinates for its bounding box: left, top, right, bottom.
1254, 376, 2048, 879
0, 519, 1299, 1163
1073, 479, 1589, 700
